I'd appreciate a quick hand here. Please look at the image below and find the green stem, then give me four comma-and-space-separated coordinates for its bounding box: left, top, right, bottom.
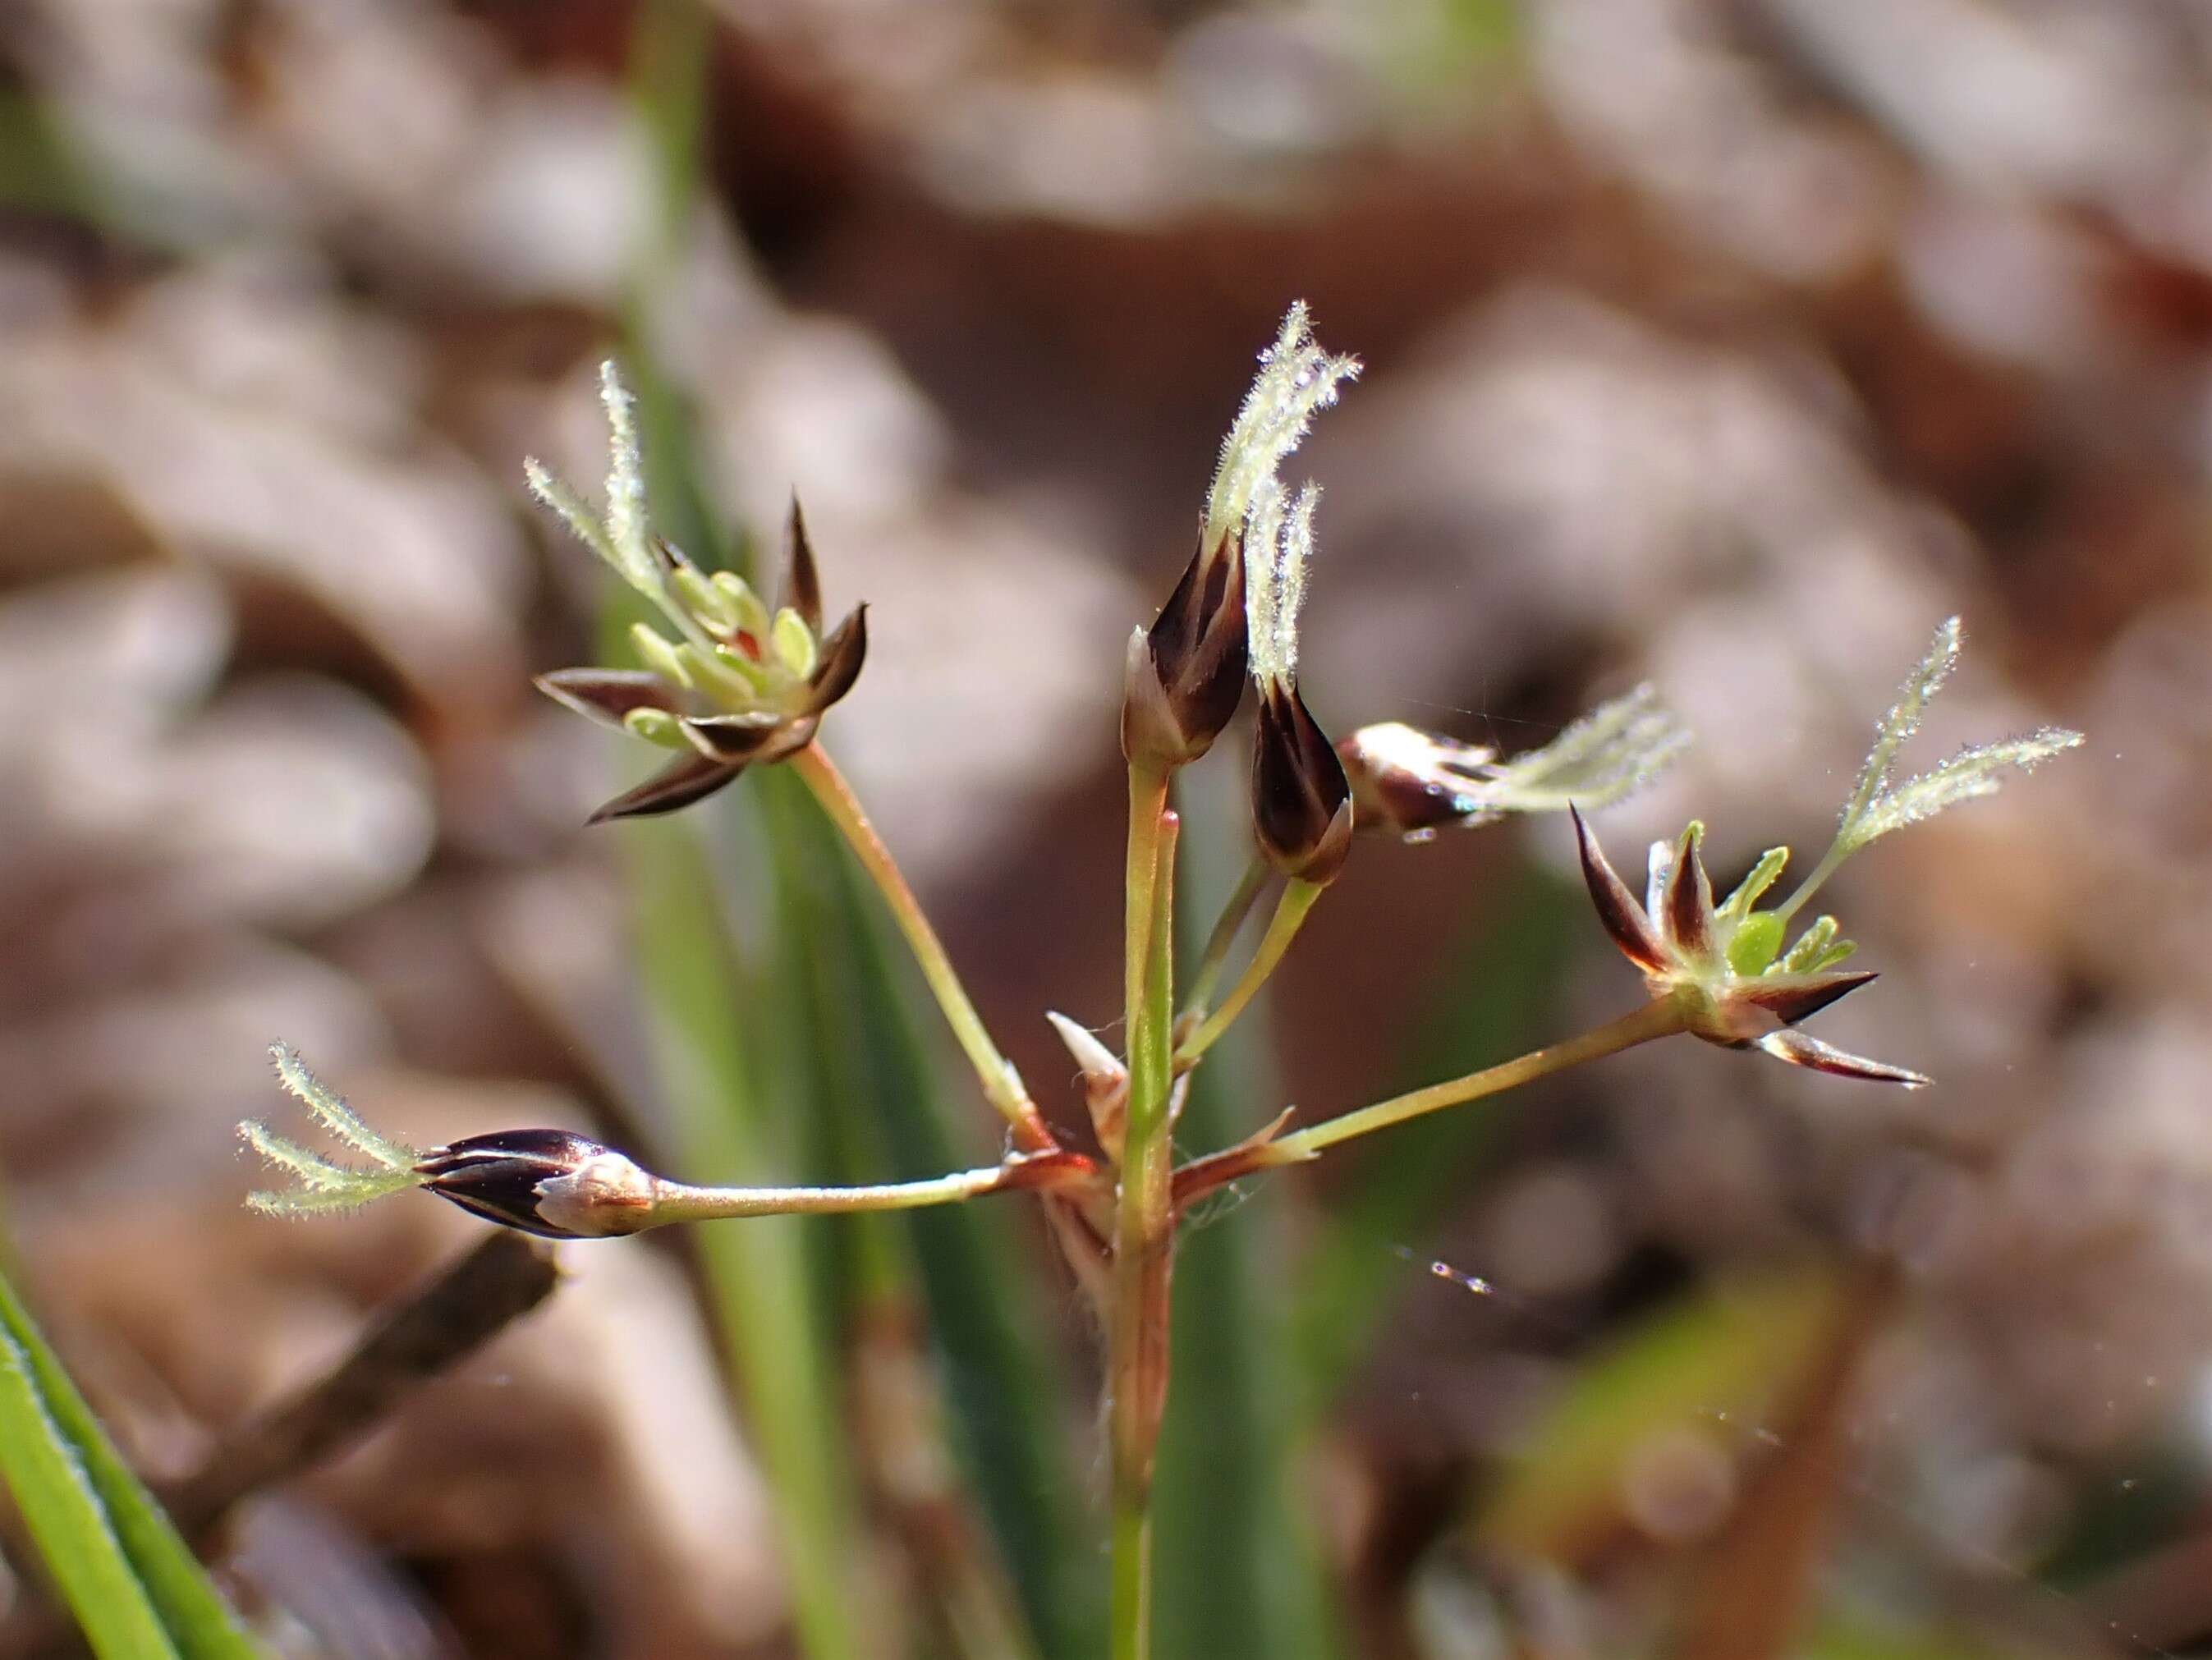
1262, 998, 1688, 1163
1173, 880, 1320, 1069
792, 743, 1050, 1150
1110, 1500, 1152, 1660
1109, 767, 1177, 1660
1181, 856, 1270, 1020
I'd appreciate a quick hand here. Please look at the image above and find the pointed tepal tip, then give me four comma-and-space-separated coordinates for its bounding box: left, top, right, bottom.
1740, 969, 1880, 1027
783, 494, 824, 633
805, 603, 868, 714
585, 751, 743, 823
1571, 805, 1670, 974
1755, 1028, 1931, 1088
536, 667, 680, 728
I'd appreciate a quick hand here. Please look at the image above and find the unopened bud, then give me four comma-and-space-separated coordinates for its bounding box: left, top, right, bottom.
415, 1130, 659, 1240
1338, 722, 1500, 840
1251, 681, 1352, 884
1122, 528, 1249, 772
1046, 1011, 1128, 1163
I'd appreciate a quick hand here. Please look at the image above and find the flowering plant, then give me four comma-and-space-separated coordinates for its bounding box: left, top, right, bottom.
243, 309, 2080, 1659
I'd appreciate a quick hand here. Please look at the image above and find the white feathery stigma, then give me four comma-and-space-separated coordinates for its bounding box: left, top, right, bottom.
1248, 481, 1319, 688
1205, 304, 1356, 689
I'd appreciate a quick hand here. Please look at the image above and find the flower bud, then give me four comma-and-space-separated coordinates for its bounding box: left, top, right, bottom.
1122, 527, 1249, 772
1339, 688, 1688, 843
1251, 680, 1352, 884
1338, 722, 1501, 839
415, 1130, 660, 1240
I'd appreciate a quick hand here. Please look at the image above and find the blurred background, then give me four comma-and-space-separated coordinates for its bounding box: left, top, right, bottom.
0, 0, 2206, 1656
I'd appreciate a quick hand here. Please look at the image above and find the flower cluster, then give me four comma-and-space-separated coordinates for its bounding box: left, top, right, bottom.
1122, 304, 1364, 882
244, 324, 2086, 1244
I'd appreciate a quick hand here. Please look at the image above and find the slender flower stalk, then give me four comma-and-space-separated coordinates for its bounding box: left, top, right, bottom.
1173, 878, 1320, 1069
646, 1161, 1067, 1222
1254, 997, 1691, 1167
1179, 855, 1272, 1022
787, 741, 1051, 1151
1122, 768, 1174, 1112
418, 1133, 1067, 1236
1100, 309, 1352, 1658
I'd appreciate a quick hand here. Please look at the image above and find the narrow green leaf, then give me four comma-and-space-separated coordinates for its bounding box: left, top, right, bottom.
605, 11, 868, 1656
605, 20, 1068, 1647
621, 807, 869, 1660
764, 768, 1094, 1656
0, 1267, 259, 1659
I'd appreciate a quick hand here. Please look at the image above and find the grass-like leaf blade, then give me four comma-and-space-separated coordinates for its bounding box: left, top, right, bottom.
765, 768, 1091, 1655
0, 1265, 259, 1659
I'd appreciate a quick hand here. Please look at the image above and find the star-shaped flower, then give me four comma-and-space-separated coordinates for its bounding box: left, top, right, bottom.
1564, 616, 2082, 1089
536, 500, 865, 820
1571, 808, 1924, 1084
526, 365, 866, 822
